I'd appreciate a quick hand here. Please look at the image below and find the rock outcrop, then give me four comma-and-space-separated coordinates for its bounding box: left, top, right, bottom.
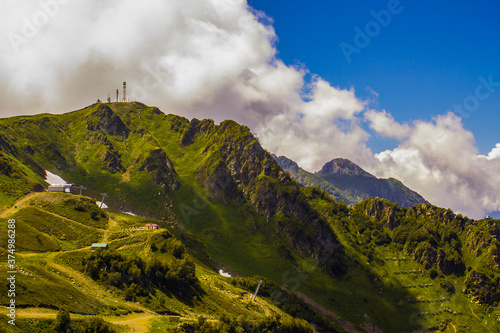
139, 149, 179, 192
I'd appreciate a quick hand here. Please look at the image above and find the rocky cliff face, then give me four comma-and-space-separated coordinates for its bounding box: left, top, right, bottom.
90, 104, 130, 137
272, 154, 299, 172
2, 102, 500, 329
139, 149, 179, 192
190, 120, 346, 272
359, 197, 399, 230
465, 270, 500, 305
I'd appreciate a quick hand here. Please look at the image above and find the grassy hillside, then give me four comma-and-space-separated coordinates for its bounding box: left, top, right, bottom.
0, 102, 345, 281
0, 103, 498, 332
0, 148, 45, 211
0, 192, 329, 332
303, 187, 500, 332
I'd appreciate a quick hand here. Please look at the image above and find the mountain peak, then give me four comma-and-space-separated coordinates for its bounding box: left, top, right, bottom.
272, 154, 299, 172
318, 158, 375, 178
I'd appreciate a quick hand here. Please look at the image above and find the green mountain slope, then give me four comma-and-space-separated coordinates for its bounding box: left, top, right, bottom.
303, 189, 500, 332
0, 102, 498, 332
0, 103, 345, 277
0, 192, 323, 332
274, 155, 427, 207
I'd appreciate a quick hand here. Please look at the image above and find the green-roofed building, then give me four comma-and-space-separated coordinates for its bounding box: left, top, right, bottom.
91, 243, 108, 250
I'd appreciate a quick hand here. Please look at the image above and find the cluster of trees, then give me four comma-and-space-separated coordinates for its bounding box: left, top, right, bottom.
176, 314, 313, 333
299, 189, 500, 307
82, 249, 196, 300
343, 199, 468, 276
68, 198, 106, 221
51, 307, 115, 333
150, 231, 187, 259
395, 215, 465, 276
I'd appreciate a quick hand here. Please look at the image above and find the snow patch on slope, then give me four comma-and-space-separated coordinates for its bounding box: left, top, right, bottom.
219, 269, 231, 278
45, 170, 68, 185
96, 201, 109, 209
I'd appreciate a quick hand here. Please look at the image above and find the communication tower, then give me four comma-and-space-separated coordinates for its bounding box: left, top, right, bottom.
122, 81, 127, 102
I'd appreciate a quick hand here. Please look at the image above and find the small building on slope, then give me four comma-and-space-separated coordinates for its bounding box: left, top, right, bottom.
48, 184, 74, 193
91, 243, 109, 251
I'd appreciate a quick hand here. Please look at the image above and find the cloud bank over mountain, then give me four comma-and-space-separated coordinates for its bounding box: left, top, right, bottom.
1, 0, 499, 219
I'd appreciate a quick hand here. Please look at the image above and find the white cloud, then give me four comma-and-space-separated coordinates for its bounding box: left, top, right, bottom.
480, 143, 500, 160
0, 0, 499, 219
364, 109, 411, 140
0, 0, 299, 127
258, 79, 500, 219
368, 113, 500, 219
256, 77, 374, 171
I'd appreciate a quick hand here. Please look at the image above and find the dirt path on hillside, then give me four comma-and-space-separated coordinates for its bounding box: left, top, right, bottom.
11, 308, 85, 319
47, 257, 153, 315
44, 258, 161, 332
107, 313, 162, 333
47, 261, 109, 301
1, 194, 103, 236
295, 291, 362, 333
1, 193, 167, 332
7, 308, 161, 333
0, 192, 41, 217
33, 206, 101, 232
48, 261, 144, 313
469, 304, 479, 319
101, 214, 119, 243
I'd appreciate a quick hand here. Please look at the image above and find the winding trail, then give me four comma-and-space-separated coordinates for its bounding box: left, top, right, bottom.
101, 214, 119, 243
0, 192, 40, 217
10, 308, 162, 333
469, 304, 479, 319
107, 313, 162, 333
47, 258, 154, 315
1, 193, 202, 332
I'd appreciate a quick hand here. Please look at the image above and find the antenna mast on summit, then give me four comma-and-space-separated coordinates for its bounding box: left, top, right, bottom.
122, 81, 127, 102
116, 89, 119, 102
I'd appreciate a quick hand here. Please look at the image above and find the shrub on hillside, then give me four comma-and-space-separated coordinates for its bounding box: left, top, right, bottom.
50, 308, 116, 333
82, 250, 196, 297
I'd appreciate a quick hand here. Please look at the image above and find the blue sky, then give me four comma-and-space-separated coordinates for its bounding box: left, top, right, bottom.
248, 0, 500, 154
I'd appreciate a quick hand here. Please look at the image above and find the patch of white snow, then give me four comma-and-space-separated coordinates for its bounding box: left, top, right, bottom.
45, 170, 68, 185
219, 269, 231, 277
96, 201, 108, 209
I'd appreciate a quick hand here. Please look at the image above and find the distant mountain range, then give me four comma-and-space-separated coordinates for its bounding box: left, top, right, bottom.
273, 155, 427, 208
